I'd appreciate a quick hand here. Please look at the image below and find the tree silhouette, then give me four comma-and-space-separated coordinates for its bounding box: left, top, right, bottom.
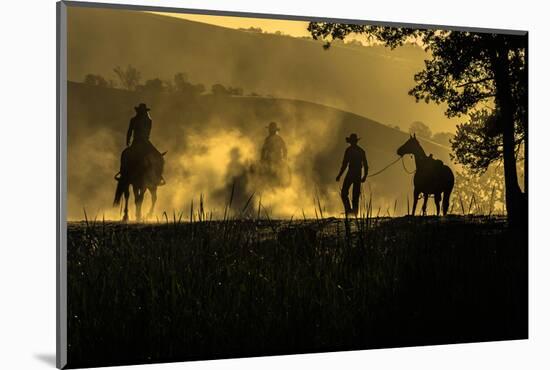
137, 78, 165, 94
409, 121, 432, 139
173, 73, 205, 96
227, 87, 244, 96
211, 84, 244, 97
238, 26, 263, 33
173, 72, 189, 91
83, 74, 115, 88
194, 83, 206, 95
113, 65, 141, 91
451, 109, 525, 174
308, 23, 527, 223
211, 83, 229, 96
452, 165, 506, 215
432, 132, 454, 147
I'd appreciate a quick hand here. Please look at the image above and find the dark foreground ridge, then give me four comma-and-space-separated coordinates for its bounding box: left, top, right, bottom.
66, 216, 527, 368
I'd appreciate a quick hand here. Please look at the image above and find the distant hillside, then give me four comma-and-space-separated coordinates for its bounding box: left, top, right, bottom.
67, 82, 453, 220
67, 6, 459, 134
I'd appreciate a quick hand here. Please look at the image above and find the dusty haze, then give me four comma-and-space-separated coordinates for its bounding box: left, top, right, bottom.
66, 7, 461, 220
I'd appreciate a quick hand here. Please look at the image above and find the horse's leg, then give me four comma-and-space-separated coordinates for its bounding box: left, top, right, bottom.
134, 187, 143, 221
412, 189, 420, 216
443, 190, 451, 216
434, 193, 442, 216
139, 188, 146, 221
122, 185, 130, 222
421, 193, 428, 216
140, 188, 146, 220
147, 187, 157, 219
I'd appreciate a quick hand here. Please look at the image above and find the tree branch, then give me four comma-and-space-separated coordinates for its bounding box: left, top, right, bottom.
456, 77, 493, 88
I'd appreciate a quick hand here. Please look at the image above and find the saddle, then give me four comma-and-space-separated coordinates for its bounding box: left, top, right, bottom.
116, 140, 165, 186
427, 154, 444, 168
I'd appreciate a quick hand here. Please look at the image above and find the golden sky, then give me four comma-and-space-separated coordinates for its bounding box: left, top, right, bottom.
152, 12, 312, 38
150, 11, 411, 48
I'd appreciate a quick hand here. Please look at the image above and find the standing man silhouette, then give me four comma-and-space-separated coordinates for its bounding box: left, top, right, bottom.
336, 133, 368, 215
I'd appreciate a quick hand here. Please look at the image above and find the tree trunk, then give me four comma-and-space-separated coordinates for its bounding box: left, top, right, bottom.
492, 43, 527, 225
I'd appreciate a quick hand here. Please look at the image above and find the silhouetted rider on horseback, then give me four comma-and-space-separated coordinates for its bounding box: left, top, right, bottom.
258, 121, 291, 187
114, 103, 166, 221
261, 121, 288, 164
119, 103, 164, 185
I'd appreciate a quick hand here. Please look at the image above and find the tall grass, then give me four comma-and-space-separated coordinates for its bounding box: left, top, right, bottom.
67, 210, 527, 367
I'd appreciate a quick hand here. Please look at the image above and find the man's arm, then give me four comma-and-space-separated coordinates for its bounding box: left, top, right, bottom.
280, 137, 288, 160
126, 120, 134, 147
145, 118, 152, 140
361, 150, 369, 182
336, 149, 349, 181
261, 138, 268, 161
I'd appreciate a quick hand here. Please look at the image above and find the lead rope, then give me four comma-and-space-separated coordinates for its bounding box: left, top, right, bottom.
367, 156, 402, 178
401, 155, 416, 174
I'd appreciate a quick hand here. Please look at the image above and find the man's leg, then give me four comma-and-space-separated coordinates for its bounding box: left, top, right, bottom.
351, 177, 361, 214
340, 175, 353, 214
120, 148, 129, 177
147, 141, 165, 185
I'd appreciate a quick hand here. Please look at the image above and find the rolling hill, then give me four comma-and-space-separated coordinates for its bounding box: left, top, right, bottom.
67, 82, 453, 220
66, 6, 460, 134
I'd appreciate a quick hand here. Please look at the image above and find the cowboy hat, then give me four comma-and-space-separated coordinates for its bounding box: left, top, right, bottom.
266, 121, 280, 131
346, 133, 360, 143
134, 103, 151, 112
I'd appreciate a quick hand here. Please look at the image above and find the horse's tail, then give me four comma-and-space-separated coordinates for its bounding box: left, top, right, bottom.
113, 177, 128, 206
442, 168, 455, 215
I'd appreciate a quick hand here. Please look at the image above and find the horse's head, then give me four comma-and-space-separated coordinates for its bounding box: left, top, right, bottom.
397, 134, 420, 157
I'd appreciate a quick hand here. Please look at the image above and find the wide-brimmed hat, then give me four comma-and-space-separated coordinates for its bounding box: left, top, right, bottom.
346, 133, 360, 143
134, 103, 150, 112
266, 121, 280, 131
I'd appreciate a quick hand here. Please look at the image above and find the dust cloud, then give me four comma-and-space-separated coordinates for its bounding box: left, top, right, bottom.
66, 6, 460, 220
67, 82, 455, 221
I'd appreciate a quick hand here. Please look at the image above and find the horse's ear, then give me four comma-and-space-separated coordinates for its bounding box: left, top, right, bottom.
410, 133, 412, 138
413, 133, 416, 138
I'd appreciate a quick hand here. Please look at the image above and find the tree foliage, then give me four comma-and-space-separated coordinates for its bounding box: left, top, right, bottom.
451, 165, 506, 215
137, 78, 165, 94
308, 24, 525, 124
173, 73, 205, 96
451, 108, 525, 173
211, 84, 244, 96
83, 74, 115, 88
113, 65, 141, 91
409, 121, 432, 140
238, 26, 263, 33
431, 132, 453, 147
451, 110, 501, 173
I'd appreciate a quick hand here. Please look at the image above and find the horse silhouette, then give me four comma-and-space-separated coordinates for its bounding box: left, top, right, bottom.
397, 134, 454, 216
113, 149, 166, 221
